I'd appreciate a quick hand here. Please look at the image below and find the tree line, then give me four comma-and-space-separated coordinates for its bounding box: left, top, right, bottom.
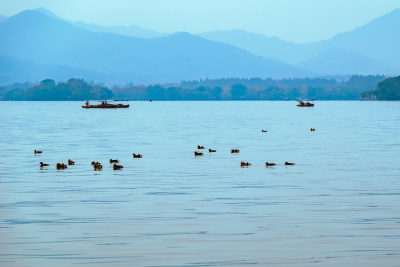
1, 79, 113, 101
361, 76, 400, 100
0, 75, 388, 101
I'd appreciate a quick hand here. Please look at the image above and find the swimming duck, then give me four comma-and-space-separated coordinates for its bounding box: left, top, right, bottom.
209, 149, 216, 153
40, 162, 49, 167
68, 159, 75, 165
113, 164, 123, 170
56, 163, 67, 170
285, 162, 295, 165
262, 129, 267, 132
194, 151, 203, 156
34, 150, 43, 154
110, 159, 119, 163
197, 145, 204, 149
132, 153, 143, 158
241, 161, 251, 166
265, 162, 276, 166
231, 149, 240, 153
93, 162, 102, 171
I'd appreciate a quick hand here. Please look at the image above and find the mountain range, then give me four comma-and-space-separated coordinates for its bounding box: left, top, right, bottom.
0, 8, 398, 84
199, 9, 400, 75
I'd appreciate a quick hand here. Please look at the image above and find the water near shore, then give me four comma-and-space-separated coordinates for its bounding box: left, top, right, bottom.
0, 101, 399, 267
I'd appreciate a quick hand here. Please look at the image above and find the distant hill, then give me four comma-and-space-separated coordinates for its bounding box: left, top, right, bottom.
298, 48, 395, 75
319, 9, 400, 73
0, 15, 7, 23
0, 55, 102, 84
200, 9, 400, 75
0, 10, 307, 84
362, 76, 400, 100
199, 30, 316, 64
35, 7, 164, 39
73, 21, 164, 39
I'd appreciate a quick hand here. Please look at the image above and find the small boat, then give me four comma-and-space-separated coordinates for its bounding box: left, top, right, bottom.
297, 100, 314, 107
82, 100, 129, 109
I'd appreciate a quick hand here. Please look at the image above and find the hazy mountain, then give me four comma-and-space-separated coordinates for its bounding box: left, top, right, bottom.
200, 9, 400, 74
319, 8, 400, 71
298, 48, 395, 75
34, 7, 164, 38
0, 9, 307, 84
34, 7, 64, 21
199, 30, 312, 63
0, 15, 7, 23
74, 21, 164, 39
0, 55, 102, 84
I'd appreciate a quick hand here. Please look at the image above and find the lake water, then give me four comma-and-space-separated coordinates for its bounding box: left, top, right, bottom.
0, 101, 399, 267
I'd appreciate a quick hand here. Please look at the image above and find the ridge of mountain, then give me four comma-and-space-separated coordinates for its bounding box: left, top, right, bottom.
0, 9, 308, 83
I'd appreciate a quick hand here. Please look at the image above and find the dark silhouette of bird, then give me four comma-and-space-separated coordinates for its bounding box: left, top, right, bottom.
40, 162, 49, 167
113, 164, 124, 170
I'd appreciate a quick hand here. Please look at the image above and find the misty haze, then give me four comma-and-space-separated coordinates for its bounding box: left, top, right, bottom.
1, 1, 400, 267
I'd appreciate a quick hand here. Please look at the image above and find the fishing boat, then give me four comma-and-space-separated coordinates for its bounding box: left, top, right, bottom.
82, 100, 129, 109
297, 100, 314, 107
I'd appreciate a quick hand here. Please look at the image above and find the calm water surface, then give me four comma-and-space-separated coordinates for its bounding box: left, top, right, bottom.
0, 101, 399, 267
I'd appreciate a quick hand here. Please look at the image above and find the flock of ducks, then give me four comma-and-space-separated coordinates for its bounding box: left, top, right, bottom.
36, 128, 314, 171
36, 151, 142, 171
193, 144, 295, 168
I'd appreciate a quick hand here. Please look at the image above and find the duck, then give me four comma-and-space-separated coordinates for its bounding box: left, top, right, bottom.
197, 145, 204, 149
209, 149, 216, 153
310, 128, 316, 132
265, 162, 276, 166
132, 153, 143, 158
40, 162, 49, 167
113, 164, 124, 170
93, 162, 103, 171
194, 151, 203, 156
231, 149, 240, 153
241, 161, 251, 166
262, 129, 267, 132
56, 163, 67, 170
110, 159, 119, 163
34, 150, 43, 154
285, 162, 295, 165
68, 159, 75, 165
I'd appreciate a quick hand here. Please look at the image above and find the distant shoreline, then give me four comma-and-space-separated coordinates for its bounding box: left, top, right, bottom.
1, 75, 389, 101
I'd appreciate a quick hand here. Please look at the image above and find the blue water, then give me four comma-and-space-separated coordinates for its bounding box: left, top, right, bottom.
0, 101, 399, 267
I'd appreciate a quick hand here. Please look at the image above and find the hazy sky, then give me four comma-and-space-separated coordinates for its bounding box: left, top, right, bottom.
1, 0, 399, 43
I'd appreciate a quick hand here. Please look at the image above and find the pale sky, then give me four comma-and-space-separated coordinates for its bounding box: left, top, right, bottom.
1, 0, 399, 43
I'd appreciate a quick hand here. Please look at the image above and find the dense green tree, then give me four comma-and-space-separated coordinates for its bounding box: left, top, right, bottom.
231, 84, 247, 100
146, 85, 165, 100
374, 76, 400, 100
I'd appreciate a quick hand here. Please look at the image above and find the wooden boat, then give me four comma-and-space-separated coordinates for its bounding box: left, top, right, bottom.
82, 100, 129, 109
297, 100, 314, 107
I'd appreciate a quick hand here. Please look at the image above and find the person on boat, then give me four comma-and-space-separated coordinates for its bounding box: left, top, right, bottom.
85, 100, 89, 106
